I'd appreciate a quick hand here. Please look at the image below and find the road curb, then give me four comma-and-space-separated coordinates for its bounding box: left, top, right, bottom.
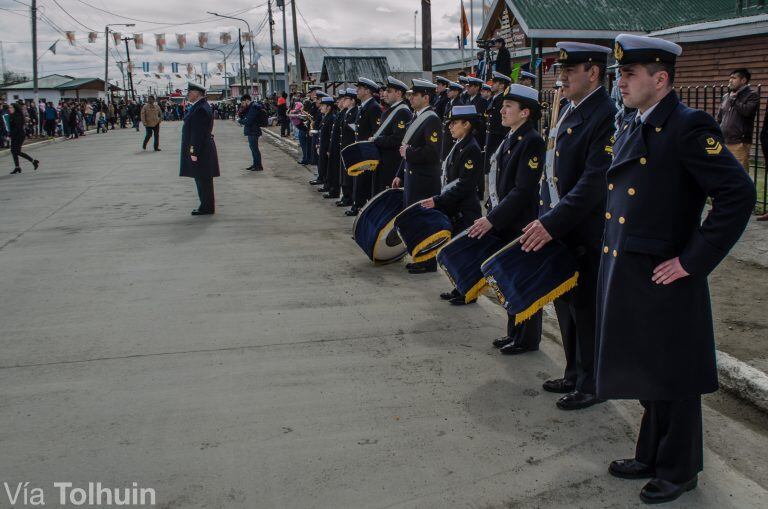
478, 295, 768, 414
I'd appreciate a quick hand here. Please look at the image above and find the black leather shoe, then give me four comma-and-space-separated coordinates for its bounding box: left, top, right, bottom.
440, 289, 460, 300
10, 168, 21, 174
556, 391, 604, 410
154, 148, 162, 152
499, 342, 539, 355
317, 186, 329, 192
408, 264, 437, 274
609, 459, 656, 480
449, 295, 475, 305
309, 179, 323, 185
191, 209, 214, 216
336, 199, 352, 207
492, 336, 513, 349
344, 207, 359, 216
323, 193, 339, 199
640, 477, 697, 505
245, 165, 255, 170
253, 166, 263, 171
33, 159, 39, 170
405, 263, 416, 270
542, 378, 576, 394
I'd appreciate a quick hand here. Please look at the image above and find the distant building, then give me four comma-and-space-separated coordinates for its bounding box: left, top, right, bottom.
0, 74, 118, 102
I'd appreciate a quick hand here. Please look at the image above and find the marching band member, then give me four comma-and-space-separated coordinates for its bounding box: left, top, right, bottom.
467, 85, 545, 354
338, 88, 359, 209
372, 76, 413, 195
520, 42, 616, 411
346, 78, 382, 217
597, 34, 756, 504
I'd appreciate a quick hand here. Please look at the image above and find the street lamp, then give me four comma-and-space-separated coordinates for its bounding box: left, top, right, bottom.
105, 23, 135, 101
207, 12, 255, 91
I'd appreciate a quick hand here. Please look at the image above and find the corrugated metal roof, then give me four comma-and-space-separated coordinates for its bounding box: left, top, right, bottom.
509, 0, 765, 32
302, 47, 468, 75
320, 56, 391, 84
56, 78, 103, 90
1, 74, 74, 90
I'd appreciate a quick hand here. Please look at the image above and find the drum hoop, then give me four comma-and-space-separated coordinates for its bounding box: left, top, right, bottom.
372, 216, 406, 263
411, 230, 452, 263
353, 187, 402, 236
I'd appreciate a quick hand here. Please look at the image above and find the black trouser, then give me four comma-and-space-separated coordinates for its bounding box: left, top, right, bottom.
553, 247, 600, 394
352, 172, 372, 208
10, 137, 34, 168
310, 132, 319, 165
194, 177, 215, 213
340, 154, 353, 200
636, 397, 703, 483
326, 154, 340, 196
280, 116, 290, 136
506, 310, 542, 349
143, 125, 160, 150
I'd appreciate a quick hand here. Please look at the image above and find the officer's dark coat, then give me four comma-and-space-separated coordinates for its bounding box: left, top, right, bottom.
467, 93, 488, 149
596, 92, 756, 401
372, 101, 413, 193
484, 92, 509, 164
487, 121, 545, 242
433, 90, 449, 119
179, 98, 220, 179
340, 105, 359, 188
327, 107, 346, 190
397, 108, 443, 206
356, 98, 381, 141
433, 134, 483, 232
441, 96, 465, 159
317, 109, 336, 182
539, 87, 616, 250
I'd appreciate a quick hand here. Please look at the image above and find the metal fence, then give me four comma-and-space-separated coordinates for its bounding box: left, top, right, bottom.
537, 85, 767, 213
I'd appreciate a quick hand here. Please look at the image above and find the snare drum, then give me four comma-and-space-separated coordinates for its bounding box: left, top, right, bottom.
353, 188, 407, 264
436, 229, 504, 303
394, 202, 453, 263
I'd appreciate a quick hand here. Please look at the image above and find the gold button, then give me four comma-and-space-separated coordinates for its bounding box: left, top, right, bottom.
655, 127, 662, 132
539, 200, 544, 206
608, 183, 614, 191
605, 212, 612, 220
518, 136, 523, 140
640, 157, 647, 165
624, 124, 628, 130
549, 203, 555, 208
613, 250, 618, 257
556, 150, 560, 157
567, 128, 573, 134
603, 246, 609, 254
628, 188, 636, 196
619, 216, 625, 224
553, 177, 559, 183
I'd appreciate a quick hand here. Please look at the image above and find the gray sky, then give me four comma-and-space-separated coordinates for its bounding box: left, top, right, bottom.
0, 0, 488, 89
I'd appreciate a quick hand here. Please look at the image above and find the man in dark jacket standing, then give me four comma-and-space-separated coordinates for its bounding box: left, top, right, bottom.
180, 83, 220, 215
493, 38, 512, 77
598, 34, 755, 505
520, 42, 616, 411
238, 94, 264, 171
372, 76, 412, 195
347, 77, 382, 216
716, 68, 760, 171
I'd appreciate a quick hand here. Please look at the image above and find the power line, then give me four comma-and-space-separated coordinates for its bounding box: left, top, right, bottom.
51, 0, 97, 32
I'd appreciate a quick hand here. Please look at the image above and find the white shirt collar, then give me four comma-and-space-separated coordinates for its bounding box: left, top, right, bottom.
415, 106, 429, 116
361, 96, 373, 107
571, 85, 602, 109
638, 101, 662, 124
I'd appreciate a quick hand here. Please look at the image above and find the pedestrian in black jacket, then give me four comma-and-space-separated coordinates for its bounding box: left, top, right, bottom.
8, 103, 39, 174
468, 85, 545, 353
493, 38, 512, 76
520, 41, 616, 411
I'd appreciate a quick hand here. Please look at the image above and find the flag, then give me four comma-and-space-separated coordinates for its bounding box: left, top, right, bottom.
112, 32, 121, 46
186, 63, 194, 75
171, 62, 179, 73
142, 62, 150, 72
201, 62, 208, 74
460, 1, 470, 47
134, 34, 144, 50
176, 33, 186, 49
48, 41, 57, 55
157, 62, 165, 73
198, 32, 208, 48
217, 62, 224, 73
242, 32, 253, 42
88, 32, 97, 43
155, 34, 166, 51
272, 44, 281, 55
511, 63, 521, 83
65, 31, 75, 45
220, 32, 231, 45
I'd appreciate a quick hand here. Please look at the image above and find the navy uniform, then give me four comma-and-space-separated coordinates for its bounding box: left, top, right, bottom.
483, 72, 513, 198
316, 96, 337, 193
465, 77, 488, 167
441, 81, 465, 160
307, 86, 323, 166
339, 88, 359, 207
486, 86, 546, 354
597, 35, 755, 504
538, 42, 616, 409
372, 76, 413, 195
325, 93, 347, 200
180, 83, 220, 215
396, 79, 443, 273
348, 77, 382, 215
518, 70, 537, 88
432, 76, 451, 119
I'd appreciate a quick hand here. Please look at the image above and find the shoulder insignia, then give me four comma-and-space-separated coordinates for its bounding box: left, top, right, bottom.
701, 135, 723, 156
376, 119, 381, 125
464, 159, 474, 170
605, 145, 613, 154
528, 156, 539, 169
610, 135, 615, 144
397, 120, 405, 129
430, 131, 439, 143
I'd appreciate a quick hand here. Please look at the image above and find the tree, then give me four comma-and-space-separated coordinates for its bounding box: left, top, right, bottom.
1, 71, 29, 86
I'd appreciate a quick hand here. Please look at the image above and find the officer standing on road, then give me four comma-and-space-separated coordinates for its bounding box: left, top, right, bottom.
519, 42, 616, 411
596, 34, 756, 505
180, 82, 220, 216
372, 76, 412, 195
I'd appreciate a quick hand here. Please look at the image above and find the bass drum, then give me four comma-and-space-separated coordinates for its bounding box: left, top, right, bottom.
436, 229, 505, 303
353, 188, 407, 264
393, 201, 453, 263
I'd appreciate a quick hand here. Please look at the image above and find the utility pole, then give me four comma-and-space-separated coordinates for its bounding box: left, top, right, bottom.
413, 10, 418, 48
122, 38, 136, 101
0, 41, 7, 82
279, 0, 289, 91
105, 23, 135, 102
31, 0, 39, 134
290, 0, 301, 89
237, 28, 245, 88
268, 0, 277, 94
421, 1, 432, 77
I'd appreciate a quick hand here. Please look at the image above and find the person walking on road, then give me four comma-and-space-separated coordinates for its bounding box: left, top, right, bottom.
8, 102, 39, 174
180, 82, 220, 216
140, 96, 163, 151
238, 94, 265, 171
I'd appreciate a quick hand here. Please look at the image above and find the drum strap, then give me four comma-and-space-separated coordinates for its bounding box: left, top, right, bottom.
543, 104, 571, 207
487, 132, 509, 209
403, 110, 439, 145
440, 139, 460, 189
372, 102, 410, 139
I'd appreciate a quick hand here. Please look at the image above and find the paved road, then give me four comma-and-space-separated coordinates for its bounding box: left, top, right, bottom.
0, 121, 766, 509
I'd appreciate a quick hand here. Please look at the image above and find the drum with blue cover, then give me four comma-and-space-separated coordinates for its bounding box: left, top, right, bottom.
342, 140, 381, 176
394, 202, 453, 263
353, 188, 407, 264
437, 229, 505, 303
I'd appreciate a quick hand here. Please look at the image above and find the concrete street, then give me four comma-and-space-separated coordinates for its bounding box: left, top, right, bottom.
1, 120, 767, 509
